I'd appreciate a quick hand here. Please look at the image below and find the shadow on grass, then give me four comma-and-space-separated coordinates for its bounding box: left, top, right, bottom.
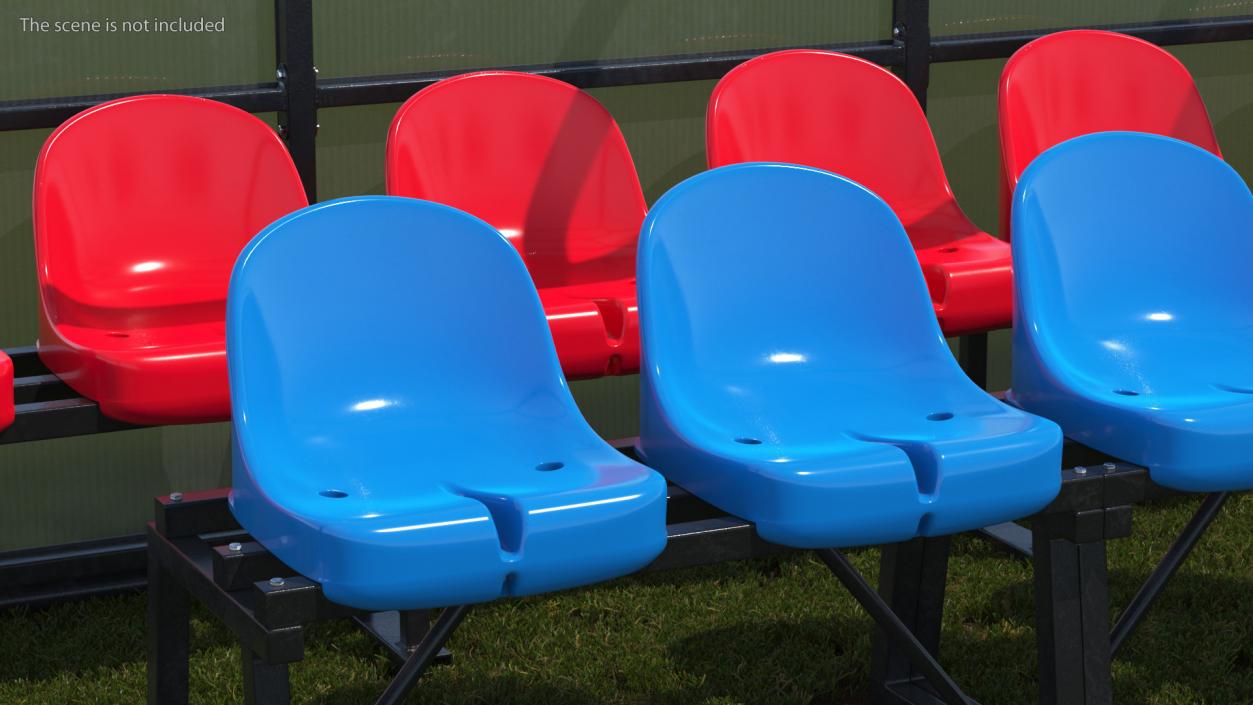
306, 674, 602, 705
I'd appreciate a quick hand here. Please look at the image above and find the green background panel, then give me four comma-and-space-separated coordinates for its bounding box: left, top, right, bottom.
932, 1, 1253, 36
313, 1, 888, 78
0, 4, 1251, 550
0, 1, 273, 101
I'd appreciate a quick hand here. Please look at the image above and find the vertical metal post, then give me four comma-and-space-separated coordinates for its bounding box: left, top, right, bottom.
959, 332, 990, 389
1032, 529, 1113, 705
893, 0, 994, 390
892, 0, 931, 109
275, 0, 318, 202
870, 537, 952, 703
146, 555, 190, 705
241, 644, 293, 705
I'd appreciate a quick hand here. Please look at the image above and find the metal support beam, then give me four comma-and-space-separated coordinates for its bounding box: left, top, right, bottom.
817, 548, 973, 705
146, 555, 190, 705
1110, 492, 1228, 656
958, 333, 989, 389
275, 0, 317, 201
375, 605, 471, 705
977, 522, 1033, 559
871, 537, 952, 703
892, 0, 932, 109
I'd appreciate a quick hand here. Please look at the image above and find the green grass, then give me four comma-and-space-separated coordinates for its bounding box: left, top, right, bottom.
1, 493, 1249, 704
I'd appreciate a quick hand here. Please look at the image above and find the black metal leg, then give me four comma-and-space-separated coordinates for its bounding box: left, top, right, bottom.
147, 551, 190, 705
241, 643, 292, 705
958, 333, 989, 389
1032, 530, 1112, 705
375, 605, 470, 705
400, 609, 433, 648
816, 548, 973, 705
1111, 492, 1227, 656
870, 537, 952, 703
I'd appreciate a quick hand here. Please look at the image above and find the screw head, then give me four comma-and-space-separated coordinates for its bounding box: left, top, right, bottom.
269, 577, 285, 587
169, 492, 183, 502
228, 542, 243, 552
276, 66, 286, 81
1073, 466, 1088, 475
893, 25, 903, 39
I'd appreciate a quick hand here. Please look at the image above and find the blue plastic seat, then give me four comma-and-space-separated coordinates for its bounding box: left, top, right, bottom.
227, 196, 667, 610
637, 163, 1062, 548
1010, 131, 1253, 493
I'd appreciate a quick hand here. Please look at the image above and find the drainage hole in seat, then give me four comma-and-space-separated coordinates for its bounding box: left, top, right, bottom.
939, 247, 959, 254
734, 437, 763, 445
319, 489, 348, 498
926, 412, 954, 421
106, 332, 130, 338
536, 461, 564, 472
1113, 389, 1139, 396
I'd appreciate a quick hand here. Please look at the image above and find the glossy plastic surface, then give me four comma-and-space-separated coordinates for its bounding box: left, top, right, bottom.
33, 95, 307, 424
228, 196, 667, 611
387, 71, 647, 378
638, 163, 1061, 548
707, 50, 1012, 335
1010, 132, 1253, 493
998, 30, 1220, 238
0, 351, 12, 431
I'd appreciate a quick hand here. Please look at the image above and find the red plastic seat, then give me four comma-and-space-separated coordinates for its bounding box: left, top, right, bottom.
33, 95, 308, 424
386, 71, 647, 378
998, 30, 1221, 238
706, 50, 1011, 336
0, 351, 12, 430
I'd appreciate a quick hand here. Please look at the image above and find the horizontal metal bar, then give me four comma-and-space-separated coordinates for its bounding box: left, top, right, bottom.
931, 15, 1253, 63
3, 346, 46, 377
0, 83, 284, 131
13, 373, 77, 404
317, 40, 901, 108
0, 533, 147, 609
0, 396, 141, 445
977, 522, 1033, 558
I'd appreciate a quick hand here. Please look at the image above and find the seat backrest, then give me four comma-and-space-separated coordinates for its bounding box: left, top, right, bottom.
228, 196, 582, 469
1012, 132, 1253, 386
707, 50, 956, 227
638, 163, 952, 430
999, 30, 1220, 236
386, 71, 646, 288
33, 95, 307, 328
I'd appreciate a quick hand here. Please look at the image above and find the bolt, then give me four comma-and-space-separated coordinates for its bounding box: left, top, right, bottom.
1103, 462, 1117, 472
228, 542, 242, 552
313, 65, 319, 76
276, 66, 286, 81
277, 124, 287, 138
269, 577, 285, 587
1073, 466, 1088, 475
893, 25, 904, 39
169, 492, 183, 502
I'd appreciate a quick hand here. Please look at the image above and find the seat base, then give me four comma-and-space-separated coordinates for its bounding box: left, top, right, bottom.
38, 319, 228, 425
639, 396, 1062, 550
912, 227, 1012, 337
230, 440, 666, 611
541, 279, 639, 378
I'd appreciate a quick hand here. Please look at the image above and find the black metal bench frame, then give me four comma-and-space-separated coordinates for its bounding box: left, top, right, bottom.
147, 437, 1229, 705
